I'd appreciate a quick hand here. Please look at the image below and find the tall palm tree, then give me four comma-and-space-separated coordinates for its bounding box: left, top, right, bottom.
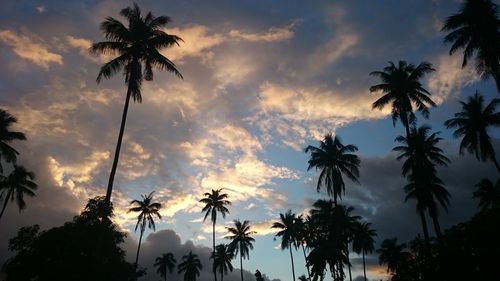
90, 3, 183, 207
473, 178, 500, 211
394, 126, 450, 243
177, 251, 203, 281
200, 189, 231, 281
295, 215, 312, 281
272, 210, 299, 281
155, 253, 177, 281
442, 0, 500, 92
226, 220, 256, 281
445, 92, 500, 173
377, 238, 410, 276
352, 222, 377, 281
369, 60, 436, 137
0, 165, 37, 221
212, 244, 234, 281
305, 134, 360, 204
0, 109, 26, 174
128, 191, 162, 266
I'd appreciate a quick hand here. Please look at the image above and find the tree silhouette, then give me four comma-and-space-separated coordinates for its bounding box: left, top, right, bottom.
305, 134, 360, 204
352, 222, 377, 281
211, 244, 234, 281
272, 210, 299, 281
226, 220, 256, 281
377, 238, 410, 277
442, 0, 500, 92
128, 191, 162, 266
177, 251, 202, 281
473, 178, 500, 211
294, 215, 312, 281
155, 253, 176, 281
90, 3, 182, 207
369, 60, 436, 136
200, 188, 231, 281
0, 109, 26, 174
445, 92, 500, 173
0, 165, 37, 221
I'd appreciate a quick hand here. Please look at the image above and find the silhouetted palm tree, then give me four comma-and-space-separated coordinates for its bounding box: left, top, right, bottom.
369, 61, 436, 136
473, 178, 500, 211
128, 191, 162, 266
442, 0, 500, 91
226, 220, 256, 281
295, 215, 312, 281
272, 210, 299, 281
394, 125, 450, 243
90, 3, 182, 206
0, 109, 26, 174
178, 251, 202, 281
155, 253, 177, 281
305, 134, 360, 204
377, 238, 410, 276
200, 189, 231, 281
0, 165, 37, 221
445, 92, 500, 173
212, 244, 234, 281
352, 222, 377, 281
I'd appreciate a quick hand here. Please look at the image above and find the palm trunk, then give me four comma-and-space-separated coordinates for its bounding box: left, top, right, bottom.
240, 252, 244, 281
492, 154, 500, 174
362, 250, 367, 281
213, 221, 218, 281
105, 87, 132, 206
348, 261, 352, 281
289, 244, 296, 281
419, 209, 431, 255
221, 271, 223, 281
302, 244, 312, 281
431, 213, 442, 240
0, 194, 10, 220
134, 228, 144, 267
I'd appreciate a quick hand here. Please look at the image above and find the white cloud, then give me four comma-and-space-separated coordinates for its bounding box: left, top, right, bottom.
228, 22, 296, 42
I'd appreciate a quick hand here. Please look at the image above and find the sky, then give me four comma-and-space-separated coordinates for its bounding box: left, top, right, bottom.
0, 1, 499, 281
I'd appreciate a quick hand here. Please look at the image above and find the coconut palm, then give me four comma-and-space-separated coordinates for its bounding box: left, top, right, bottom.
128, 191, 162, 266
295, 215, 312, 281
0, 165, 37, 221
445, 92, 500, 173
272, 210, 299, 281
377, 238, 410, 276
442, 0, 500, 92
155, 253, 177, 281
305, 134, 360, 204
226, 220, 256, 281
90, 3, 182, 206
394, 125, 450, 243
200, 188, 231, 281
212, 244, 234, 281
369, 60, 436, 136
0, 109, 26, 174
352, 222, 377, 281
178, 251, 202, 281
473, 178, 500, 211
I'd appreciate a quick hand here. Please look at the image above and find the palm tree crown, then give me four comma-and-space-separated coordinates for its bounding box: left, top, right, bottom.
473, 178, 500, 211
352, 222, 377, 281
370, 61, 436, 136
226, 220, 256, 281
442, 0, 500, 91
272, 210, 300, 281
211, 244, 234, 281
445, 92, 500, 172
155, 253, 177, 281
305, 134, 360, 204
0, 165, 37, 221
377, 238, 410, 275
0, 109, 26, 174
178, 251, 203, 281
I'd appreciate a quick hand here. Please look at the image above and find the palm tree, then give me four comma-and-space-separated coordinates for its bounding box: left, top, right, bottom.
0, 165, 37, 221
0, 109, 26, 174
212, 244, 234, 281
177, 251, 202, 281
394, 125, 450, 243
369, 60, 436, 137
473, 178, 500, 211
90, 3, 183, 207
377, 238, 410, 276
444, 92, 500, 173
272, 210, 299, 281
128, 191, 162, 266
200, 189, 231, 281
442, 0, 500, 92
155, 253, 177, 281
352, 222, 377, 281
305, 134, 361, 204
295, 215, 312, 281
226, 220, 256, 281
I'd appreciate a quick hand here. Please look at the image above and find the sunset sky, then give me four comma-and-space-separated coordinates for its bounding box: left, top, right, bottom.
0, 1, 499, 281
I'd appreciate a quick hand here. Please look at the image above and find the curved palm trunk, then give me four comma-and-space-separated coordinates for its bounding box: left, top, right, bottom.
105, 87, 132, 206
302, 244, 312, 281
418, 210, 431, 255
347, 261, 352, 281
430, 213, 442, 240
213, 221, 218, 281
289, 244, 296, 281
0, 193, 11, 221
240, 251, 244, 281
362, 250, 367, 281
491, 154, 500, 174
135, 228, 144, 267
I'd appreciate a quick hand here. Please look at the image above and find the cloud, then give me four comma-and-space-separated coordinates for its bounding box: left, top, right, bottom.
228, 22, 296, 42
308, 32, 358, 72
0, 29, 63, 69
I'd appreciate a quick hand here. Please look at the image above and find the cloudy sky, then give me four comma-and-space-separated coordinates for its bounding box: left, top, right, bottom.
0, 0, 499, 281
